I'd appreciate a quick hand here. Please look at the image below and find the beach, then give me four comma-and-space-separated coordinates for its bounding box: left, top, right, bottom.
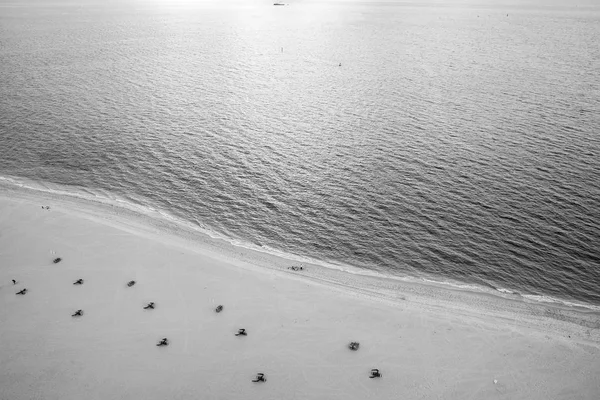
2, 1, 600, 398
1, 187, 599, 400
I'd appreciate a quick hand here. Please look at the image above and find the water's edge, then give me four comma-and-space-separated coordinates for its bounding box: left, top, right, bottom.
2, 173, 599, 315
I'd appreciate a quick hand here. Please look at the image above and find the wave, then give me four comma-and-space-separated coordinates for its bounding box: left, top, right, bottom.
0, 174, 232, 241
520, 294, 600, 312
2, 174, 600, 312
0, 174, 390, 278
419, 276, 600, 311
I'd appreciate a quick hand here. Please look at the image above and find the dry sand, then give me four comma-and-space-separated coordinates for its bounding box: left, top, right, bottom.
1, 187, 599, 400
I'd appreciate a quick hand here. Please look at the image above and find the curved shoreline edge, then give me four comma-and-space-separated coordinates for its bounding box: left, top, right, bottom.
1, 177, 599, 344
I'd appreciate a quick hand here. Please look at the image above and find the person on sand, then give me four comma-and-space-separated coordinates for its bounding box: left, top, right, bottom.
144, 302, 155, 310
53, 257, 62, 264
12, 279, 17, 285
215, 305, 223, 313
369, 369, 382, 378
72, 310, 83, 317
348, 342, 360, 351
16, 288, 27, 295
252, 373, 266, 382
157, 338, 169, 346
73, 279, 84, 285
127, 280, 136, 287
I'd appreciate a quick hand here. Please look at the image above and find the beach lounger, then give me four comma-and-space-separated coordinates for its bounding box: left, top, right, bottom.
215, 305, 223, 313
369, 369, 382, 378
127, 280, 136, 287
252, 373, 266, 382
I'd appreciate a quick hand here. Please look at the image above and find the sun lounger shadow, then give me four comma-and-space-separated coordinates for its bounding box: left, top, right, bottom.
215, 305, 223, 313
73, 279, 84, 285
144, 302, 155, 310
252, 373, 266, 382
235, 328, 247, 336
72, 310, 83, 317
127, 280, 136, 287
157, 338, 169, 346
16, 288, 28, 295
53, 257, 62, 264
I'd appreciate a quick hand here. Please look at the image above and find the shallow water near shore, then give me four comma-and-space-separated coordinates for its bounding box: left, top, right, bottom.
1, 0, 600, 307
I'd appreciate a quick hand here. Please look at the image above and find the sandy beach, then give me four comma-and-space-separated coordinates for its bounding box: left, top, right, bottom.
1, 186, 599, 400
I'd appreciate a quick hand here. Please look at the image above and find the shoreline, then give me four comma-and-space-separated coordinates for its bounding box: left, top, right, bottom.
1, 174, 600, 315
1, 177, 599, 344
2, 181, 600, 399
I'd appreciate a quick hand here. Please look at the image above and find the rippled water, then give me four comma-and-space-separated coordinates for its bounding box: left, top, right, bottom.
1, 0, 599, 307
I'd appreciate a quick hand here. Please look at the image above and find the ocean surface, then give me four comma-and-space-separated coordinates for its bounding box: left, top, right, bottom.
1, 0, 599, 308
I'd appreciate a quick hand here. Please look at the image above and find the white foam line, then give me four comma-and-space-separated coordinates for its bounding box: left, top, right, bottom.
521, 294, 600, 312
3, 174, 600, 312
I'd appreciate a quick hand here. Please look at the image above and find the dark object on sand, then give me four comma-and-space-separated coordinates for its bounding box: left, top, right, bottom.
235, 328, 247, 336
252, 373, 266, 382
369, 369, 382, 378
72, 309, 83, 317
73, 279, 84, 285
349, 342, 360, 351
144, 302, 155, 310
53, 257, 62, 264
215, 305, 223, 313
127, 280, 136, 287
157, 338, 169, 346
12, 279, 17, 285
16, 288, 28, 295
